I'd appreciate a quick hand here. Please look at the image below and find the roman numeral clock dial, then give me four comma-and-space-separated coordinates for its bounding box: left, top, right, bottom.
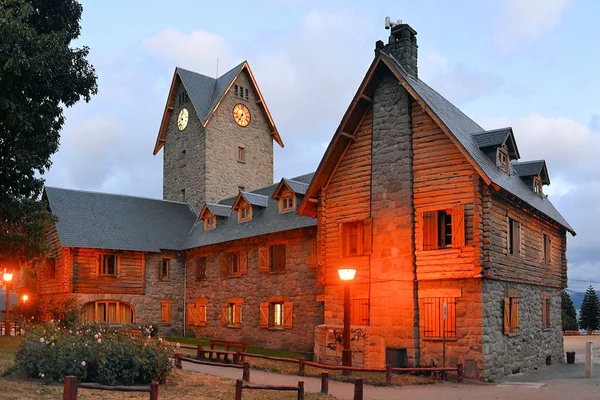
177, 108, 188, 131
233, 104, 251, 127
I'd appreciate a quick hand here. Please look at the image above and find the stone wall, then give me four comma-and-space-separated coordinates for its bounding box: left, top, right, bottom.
204, 70, 274, 203
186, 227, 322, 353
163, 85, 207, 213
482, 279, 563, 381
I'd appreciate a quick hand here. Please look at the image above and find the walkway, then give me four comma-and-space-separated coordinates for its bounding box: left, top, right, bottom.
182, 361, 600, 400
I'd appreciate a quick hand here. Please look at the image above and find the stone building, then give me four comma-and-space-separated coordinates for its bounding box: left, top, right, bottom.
36, 22, 574, 380
298, 23, 575, 380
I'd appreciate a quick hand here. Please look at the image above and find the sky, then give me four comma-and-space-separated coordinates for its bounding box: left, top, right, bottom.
44, 0, 600, 292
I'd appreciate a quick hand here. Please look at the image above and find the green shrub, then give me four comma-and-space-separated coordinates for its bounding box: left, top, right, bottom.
15, 322, 173, 385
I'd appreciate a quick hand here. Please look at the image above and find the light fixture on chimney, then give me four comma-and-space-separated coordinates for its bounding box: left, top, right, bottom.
384, 17, 403, 30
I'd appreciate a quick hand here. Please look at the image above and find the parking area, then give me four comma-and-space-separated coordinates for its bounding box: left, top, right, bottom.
564, 336, 600, 363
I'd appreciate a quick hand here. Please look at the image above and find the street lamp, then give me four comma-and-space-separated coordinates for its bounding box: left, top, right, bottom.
3, 270, 13, 336
338, 268, 356, 376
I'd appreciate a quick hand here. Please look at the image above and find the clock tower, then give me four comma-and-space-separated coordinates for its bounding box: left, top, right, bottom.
153, 62, 284, 212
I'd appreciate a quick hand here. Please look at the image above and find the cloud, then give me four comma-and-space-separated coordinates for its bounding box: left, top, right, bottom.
493, 0, 571, 52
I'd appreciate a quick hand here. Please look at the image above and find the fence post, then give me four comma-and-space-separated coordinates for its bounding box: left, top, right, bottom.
457, 363, 464, 383
353, 377, 363, 400
63, 376, 78, 400
234, 351, 240, 365
150, 381, 159, 400
586, 341, 593, 378
197, 344, 202, 359
321, 371, 329, 394
385, 364, 392, 385
297, 381, 305, 400
298, 357, 305, 376
176, 353, 183, 369
235, 379, 243, 400
242, 362, 250, 382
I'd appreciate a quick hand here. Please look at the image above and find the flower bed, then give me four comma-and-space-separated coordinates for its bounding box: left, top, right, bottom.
15, 322, 173, 385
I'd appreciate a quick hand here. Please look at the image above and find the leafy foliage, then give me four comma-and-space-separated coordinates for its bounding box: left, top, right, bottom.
578, 286, 600, 332
562, 289, 578, 331
15, 322, 173, 385
0, 0, 97, 263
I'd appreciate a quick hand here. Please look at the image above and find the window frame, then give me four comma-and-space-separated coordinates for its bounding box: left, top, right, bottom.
160, 258, 170, 280
204, 215, 216, 231
543, 234, 552, 265
533, 176, 543, 195
237, 146, 246, 163
341, 220, 364, 257
508, 217, 521, 257
226, 303, 242, 327
196, 257, 207, 280
269, 243, 286, 273
496, 147, 510, 173
272, 302, 284, 327
80, 300, 135, 324
279, 195, 296, 213
421, 297, 457, 339
239, 205, 251, 222
99, 254, 119, 277
437, 209, 453, 248
229, 251, 241, 276
419, 206, 465, 251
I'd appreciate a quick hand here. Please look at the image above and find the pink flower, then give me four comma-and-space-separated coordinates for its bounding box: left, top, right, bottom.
97, 338, 102, 344
94, 334, 98, 339
176, 343, 181, 348
81, 361, 86, 367
39, 338, 44, 343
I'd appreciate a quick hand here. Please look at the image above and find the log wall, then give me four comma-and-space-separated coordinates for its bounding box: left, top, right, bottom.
72, 249, 145, 294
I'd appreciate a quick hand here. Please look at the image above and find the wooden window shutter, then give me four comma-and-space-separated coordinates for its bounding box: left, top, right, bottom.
239, 250, 248, 275
422, 211, 438, 250
197, 304, 206, 324
258, 246, 270, 272
363, 218, 372, 254
259, 302, 269, 328
283, 301, 293, 329
338, 222, 344, 257
96, 254, 101, 277
234, 304, 242, 325
187, 303, 196, 326
512, 298, 519, 333
221, 304, 228, 326
503, 297, 510, 334
515, 221, 521, 257
451, 205, 465, 248
307, 240, 317, 269
220, 255, 229, 278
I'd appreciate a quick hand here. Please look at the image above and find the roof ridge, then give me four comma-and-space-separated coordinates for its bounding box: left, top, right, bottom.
45, 186, 190, 206
512, 159, 546, 165
475, 127, 512, 135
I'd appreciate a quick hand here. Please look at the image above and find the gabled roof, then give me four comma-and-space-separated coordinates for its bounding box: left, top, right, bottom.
512, 160, 550, 185
183, 173, 316, 249
199, 203, 232, 220
299, 51, 575, 235
153, 61, 284, 155
473, 127, 520, 159
44, 187, 197, 252
272, 178, 309, 199
232, 192, 269, 210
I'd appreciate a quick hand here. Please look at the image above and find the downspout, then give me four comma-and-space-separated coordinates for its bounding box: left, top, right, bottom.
183, 253, 186, 337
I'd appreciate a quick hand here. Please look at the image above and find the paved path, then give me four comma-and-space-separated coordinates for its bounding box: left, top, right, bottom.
182, 361, 600, 400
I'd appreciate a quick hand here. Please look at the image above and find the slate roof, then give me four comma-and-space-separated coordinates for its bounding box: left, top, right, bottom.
380, 52, 575, 235
282, 178, 309, 195
239, 192, 269, 208
512, 160, 550, 185
204, 203, 233, 218
177, 62, 244, 125
183, 173, 316, 249
44, 187, 197, 252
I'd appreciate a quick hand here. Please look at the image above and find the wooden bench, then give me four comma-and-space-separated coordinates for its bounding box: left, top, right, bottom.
209, 339, 247, 353
564, 330, 580, 336
194, 340, 248, 364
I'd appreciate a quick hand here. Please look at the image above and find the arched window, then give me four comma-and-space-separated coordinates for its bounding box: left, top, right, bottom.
80, 301, 135, 324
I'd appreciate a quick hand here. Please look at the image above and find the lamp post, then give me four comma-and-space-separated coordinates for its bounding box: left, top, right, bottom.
338, 268, 356, 376
3, 270, 13, 336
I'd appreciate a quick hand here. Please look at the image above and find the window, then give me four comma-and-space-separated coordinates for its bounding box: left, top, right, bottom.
181, 189, 186, 202
161, 300, 172, 325
504, 293, 519, 334
196, 257, 206, 280
181, 150, 187, 166
178, 91, 189, 105
508, 218, 521, 257
46, 257, 56, 279
187, 299, 207, 326
245, 88, 249, 100
269, 244, 286, 272
420, 206, 465, 251
223, 302, 242, 327
543, 234, 552, 264
239, 205, 251, 222
238, 146, 246, 163
541, 294, 551, 329
234, 85, 239, 97
160, 259, 170, 280
259, 300, 293, 329
80, 301, 134, 324
497, 147, 510, 173
205, 215, 216, 231
280, 195, 295, 213
221, 250, 247, 277
342, 221, 363, 257
229, 252, 239, 275
99, 254, 118, 276
533, 176, 543, 195
422, 297, 456, 338
350, 298, 370, 325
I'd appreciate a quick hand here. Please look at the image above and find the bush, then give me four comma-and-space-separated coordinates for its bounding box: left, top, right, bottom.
15, 322, 173, 385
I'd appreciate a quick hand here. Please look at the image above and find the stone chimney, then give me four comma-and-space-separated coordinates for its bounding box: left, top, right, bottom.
376, 23, 418, 78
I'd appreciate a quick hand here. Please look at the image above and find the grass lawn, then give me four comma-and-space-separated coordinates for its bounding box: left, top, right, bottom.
0, 336, 336, 400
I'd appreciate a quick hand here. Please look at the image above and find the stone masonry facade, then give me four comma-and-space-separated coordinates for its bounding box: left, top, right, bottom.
186, 227, 322, 353
482, 279, 563, 381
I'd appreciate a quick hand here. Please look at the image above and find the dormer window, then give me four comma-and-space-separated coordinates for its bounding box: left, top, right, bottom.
204, 215, 216, 231
239, 205, 251, 222
279, 195, 295, 213
533, 176, 543, 195
496, 147, 510, 173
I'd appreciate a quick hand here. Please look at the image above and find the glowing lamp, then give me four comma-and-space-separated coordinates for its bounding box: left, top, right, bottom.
22, 295, 29, 302
338, 268, 356, 281
3, 272, 12, 282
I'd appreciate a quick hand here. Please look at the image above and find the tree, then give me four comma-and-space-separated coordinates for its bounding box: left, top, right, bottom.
579, 286, 600, 332
0, 0, 97, 263
562, 289, 578, 331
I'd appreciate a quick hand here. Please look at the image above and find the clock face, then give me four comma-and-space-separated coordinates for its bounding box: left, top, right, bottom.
177, 108, 189, 131
233, 104, 251, 127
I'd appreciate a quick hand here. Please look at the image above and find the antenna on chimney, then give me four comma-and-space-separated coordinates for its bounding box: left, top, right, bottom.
384, 17, 402, 30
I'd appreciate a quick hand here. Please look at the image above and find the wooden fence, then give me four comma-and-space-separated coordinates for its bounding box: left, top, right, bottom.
62, 376, 158, 400
235, 379, 304, 400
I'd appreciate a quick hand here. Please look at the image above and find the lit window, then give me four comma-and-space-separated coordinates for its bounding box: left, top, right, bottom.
160, 259, 170, 280
238, 146, 246, 163
99, 254, 118, 276
273, 303, 284, 326
227, 303, 242, 326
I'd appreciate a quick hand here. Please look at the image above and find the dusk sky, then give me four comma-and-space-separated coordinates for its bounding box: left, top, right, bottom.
45, 0, 600, 291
